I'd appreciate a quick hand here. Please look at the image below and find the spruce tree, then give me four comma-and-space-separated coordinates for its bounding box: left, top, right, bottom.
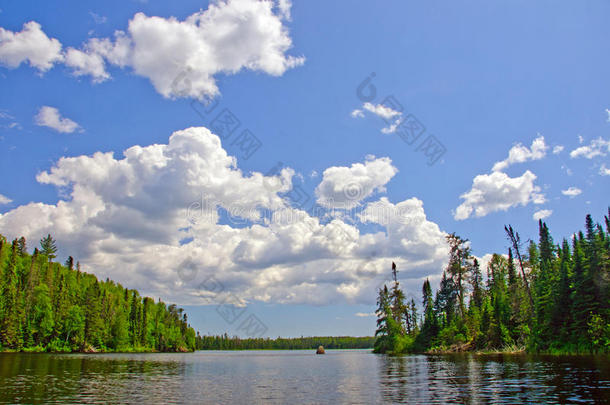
39, 234, 58, 261
534, 220, 557, 348
552, 239, 572, 341
470, 258, 483, 309
570, 234, 597, 345
17, 237, 27, 256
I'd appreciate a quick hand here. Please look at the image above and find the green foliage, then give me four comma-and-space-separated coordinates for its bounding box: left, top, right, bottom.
195, 334, 375, 350
375, 209, 610, 355
32, 284, 54, 344
588, 313, 610, 351
0, 234, 197, 353
64, 305, 85, 346
374, 265, 420, 354
39, 234, 57, 261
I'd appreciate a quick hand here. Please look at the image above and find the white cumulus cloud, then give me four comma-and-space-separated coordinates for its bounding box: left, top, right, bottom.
533, 209, 552, 221
600, 164, 610, 176
276, 0, 292, 20
561, 187, 582, 198
350, 109, 364, 118
0, 0, 303, 99
361, 102, 401, 120
0, 126, 449, 306
315, 156, 398, 209
124, 1, 304, 100
351, 102, 403, 134
64, 47, 109, 82
34, 106, 82, 133
454, 170, 545, 220
455, 135, 550, 220
569, 137, 610, 159
0, 21, 63, 71
492, 135, 548, 172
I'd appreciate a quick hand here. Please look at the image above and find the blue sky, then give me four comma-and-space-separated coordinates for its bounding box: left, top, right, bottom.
0, 0, 609, 337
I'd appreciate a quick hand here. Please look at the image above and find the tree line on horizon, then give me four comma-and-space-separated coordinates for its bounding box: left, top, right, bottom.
374, 209, 610, 354
0, 234, 197, 352
195, 334, 375, 350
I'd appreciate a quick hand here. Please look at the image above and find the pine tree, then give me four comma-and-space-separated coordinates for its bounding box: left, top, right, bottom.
470, 258, 483, 309
375, 285, 390, 339
434, 271, 457, 328
570, 234, 597, 345
507, 248, 517, 287
17, 237, 27, 256
584, 215, 604, 316
409, 298, 418, 334
414, 278, 438, 351
552, 239, 572, 341
506, 247, 527, 344
422, 278, 433, 317
533, 220, 557, 348
39, 234, 58, 262
389, 263, 407, 334
445, 233, 471, 318
488, 254, 511, 348
129, 290, 141, 346
65, 256, 74, 271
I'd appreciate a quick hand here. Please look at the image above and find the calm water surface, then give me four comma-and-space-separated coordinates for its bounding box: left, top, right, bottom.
0, 350, 608, 404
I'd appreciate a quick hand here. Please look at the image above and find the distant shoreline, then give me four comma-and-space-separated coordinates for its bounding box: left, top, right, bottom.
0, 347, 375, 354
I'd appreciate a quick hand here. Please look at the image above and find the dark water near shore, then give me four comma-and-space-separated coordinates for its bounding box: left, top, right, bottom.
0, 350, 608, 404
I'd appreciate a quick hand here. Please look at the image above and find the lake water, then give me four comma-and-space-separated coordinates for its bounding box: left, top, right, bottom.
0, 350, 608, 404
